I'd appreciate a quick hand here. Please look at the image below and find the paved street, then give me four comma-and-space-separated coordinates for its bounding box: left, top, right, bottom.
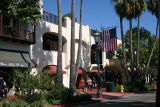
77, 92, 156, 107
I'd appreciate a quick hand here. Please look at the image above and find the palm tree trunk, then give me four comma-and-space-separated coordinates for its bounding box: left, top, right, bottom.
70, 0, 76, 89
75, 0, 83, 92
156, 1, 160, 106
120, 17, 129, 83
136, 16, 140, 77
130, 19, 134, 86
130, 19, 134, 73
144, 19, 159, 80
57, 0, 63, 83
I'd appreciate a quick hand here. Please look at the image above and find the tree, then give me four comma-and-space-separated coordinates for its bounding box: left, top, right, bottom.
75, 0, 84, 94
62, 13, 77, 22
70, 0, 76, 90
121, 27, 158, 79
134, 0, 147, 75
57, 0, 63, 83
106, 59, 126, 84
0, 0, 43, 24
157, 0, 160, 106
144, 0, 159, 80
111, 0, 130, 82
125, 0, 137, 85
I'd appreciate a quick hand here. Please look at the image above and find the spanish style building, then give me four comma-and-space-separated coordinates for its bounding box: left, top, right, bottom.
0, 0, 122, 90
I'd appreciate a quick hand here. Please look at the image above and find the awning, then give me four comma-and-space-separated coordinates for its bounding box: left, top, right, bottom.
90, 70, 103, 74
0, 50, 35, 68
21, 53, 36, 67
44, 65, 66, 74
78, 69, 84, 74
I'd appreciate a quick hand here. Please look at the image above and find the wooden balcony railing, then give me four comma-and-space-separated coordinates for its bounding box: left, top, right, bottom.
0, 14, 35, 44
0, 25, 35, 44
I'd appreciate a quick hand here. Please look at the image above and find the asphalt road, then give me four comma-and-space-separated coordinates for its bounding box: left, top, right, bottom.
77, 91, 156, 107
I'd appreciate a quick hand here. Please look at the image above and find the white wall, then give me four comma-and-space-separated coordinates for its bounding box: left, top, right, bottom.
31, 16, 91, 87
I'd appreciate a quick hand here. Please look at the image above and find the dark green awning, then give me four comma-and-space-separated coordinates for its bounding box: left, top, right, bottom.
0, 50, 35, 68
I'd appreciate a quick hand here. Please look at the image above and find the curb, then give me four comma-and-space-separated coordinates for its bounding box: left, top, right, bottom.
48, 100, 101, 107
121, 93, 134, 97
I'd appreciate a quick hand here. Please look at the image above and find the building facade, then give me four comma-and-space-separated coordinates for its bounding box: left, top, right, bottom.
30, 1, 92, 87
0, 0, 122, 90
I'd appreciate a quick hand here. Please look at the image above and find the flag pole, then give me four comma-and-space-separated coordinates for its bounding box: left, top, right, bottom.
101, 25, 106, 85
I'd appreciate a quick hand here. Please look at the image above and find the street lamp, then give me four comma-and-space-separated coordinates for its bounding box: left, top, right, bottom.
94, 30, 102, 98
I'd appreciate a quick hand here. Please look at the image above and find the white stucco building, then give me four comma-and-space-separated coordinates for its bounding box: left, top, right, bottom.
30, 0, 93, 87
30, 1, 122, 87
0, 0, 122, 89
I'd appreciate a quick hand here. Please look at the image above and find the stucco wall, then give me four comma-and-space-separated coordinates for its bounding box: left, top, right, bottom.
31, 15, 91, 87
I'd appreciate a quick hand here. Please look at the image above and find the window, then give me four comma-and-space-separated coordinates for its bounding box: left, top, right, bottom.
43, 34, 65, 51
2, 16, 19, 36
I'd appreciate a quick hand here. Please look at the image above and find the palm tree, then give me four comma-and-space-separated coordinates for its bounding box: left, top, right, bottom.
57, 0, 63, 83
70, 0, 76, 90
75, 0, 84, 92
157, 0, 160, 106
134, 0, 146, 76
111, 0, 130, 83
144, 0, 159, 79
125, 0, 136, 84
146, 1, 160, 105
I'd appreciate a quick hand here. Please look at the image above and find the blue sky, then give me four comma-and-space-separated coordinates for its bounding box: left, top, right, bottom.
43, 0, 157, 39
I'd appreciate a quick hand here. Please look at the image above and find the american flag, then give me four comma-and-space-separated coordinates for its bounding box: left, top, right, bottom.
103, 28, 117, 52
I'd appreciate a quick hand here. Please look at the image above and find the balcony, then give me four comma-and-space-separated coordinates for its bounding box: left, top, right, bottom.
43, 11, 66, 27
0, 15, 35, 44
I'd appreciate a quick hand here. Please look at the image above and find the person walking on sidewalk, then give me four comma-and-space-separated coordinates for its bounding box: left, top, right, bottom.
92, 77, 96, 88
0, 76, 8, 99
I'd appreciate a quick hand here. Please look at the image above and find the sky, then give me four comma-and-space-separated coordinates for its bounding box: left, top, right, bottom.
43, 0, 157, 39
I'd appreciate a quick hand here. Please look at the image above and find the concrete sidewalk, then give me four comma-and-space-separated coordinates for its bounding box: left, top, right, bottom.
77, 88, 134, 102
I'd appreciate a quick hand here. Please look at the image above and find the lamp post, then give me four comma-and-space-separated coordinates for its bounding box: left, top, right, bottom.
94, 30, 102, 98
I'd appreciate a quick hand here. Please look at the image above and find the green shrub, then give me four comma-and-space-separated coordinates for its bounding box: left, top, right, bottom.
47, 84, 73, 104
13, 69, 52, 97
125, 85, 133, 92
115, 85, 121, 92
115, 84, 132, 92
12, 69, 52, 105
0, 99, 29, 106
145, 84, 156, 89
120, 80, 148, 92
134, 80, 147, 91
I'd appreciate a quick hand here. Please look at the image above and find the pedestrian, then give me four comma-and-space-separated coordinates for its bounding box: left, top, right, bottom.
86, 78, 92, 91
89, 78, 93, 91
92, 77, 96, 88
0, 76, 8, 99
78, 78, 83, 89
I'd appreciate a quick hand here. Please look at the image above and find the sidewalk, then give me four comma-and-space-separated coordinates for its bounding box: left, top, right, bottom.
49, 88, 134, 107
77, 88, 134, 102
